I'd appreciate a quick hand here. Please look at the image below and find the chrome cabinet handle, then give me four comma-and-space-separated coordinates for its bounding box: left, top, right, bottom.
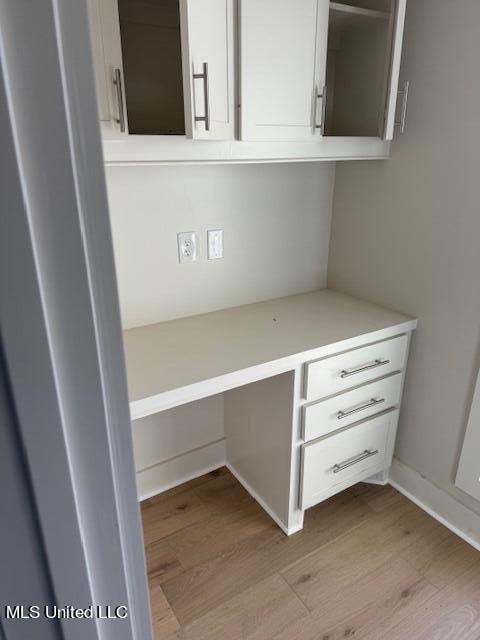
340, 359, 390, 379
337, 397, 385, 420
113, 68, 126, 133
315, 85, 327, 135
394, 81, 409, 133
193, 62, 210, 131
333, 449, 379, 474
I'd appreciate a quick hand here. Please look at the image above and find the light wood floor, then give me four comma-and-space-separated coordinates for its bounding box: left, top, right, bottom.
141, 468, 480, 640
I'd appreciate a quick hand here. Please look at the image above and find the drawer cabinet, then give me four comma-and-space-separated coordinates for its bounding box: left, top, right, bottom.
304, 334, 408, 400
300, 410, 398, 510
303, 372, 402, 441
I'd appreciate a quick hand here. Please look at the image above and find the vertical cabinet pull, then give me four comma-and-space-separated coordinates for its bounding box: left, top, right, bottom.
193, 62, 210, 131
333, 449, 379, 474
315, 85, 327, 135
113, 68, 126, 133
394, 81, 410, 133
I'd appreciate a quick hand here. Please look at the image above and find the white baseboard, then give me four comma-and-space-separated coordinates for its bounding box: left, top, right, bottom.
136, 439, 226, 502
389, 458, 480, 552
137, 449, 480, 550
365, 469, 390, 486
226, 462, 301, 536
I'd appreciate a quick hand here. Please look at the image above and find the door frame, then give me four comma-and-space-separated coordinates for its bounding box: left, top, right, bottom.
0, 2, 151, 639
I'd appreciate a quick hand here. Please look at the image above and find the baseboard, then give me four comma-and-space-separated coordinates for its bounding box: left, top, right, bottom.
136, 439, 226, 502
365, 469, 390, 486
137, 447, 480, 550
389, 458, 480, 552
226, 462, 301, 536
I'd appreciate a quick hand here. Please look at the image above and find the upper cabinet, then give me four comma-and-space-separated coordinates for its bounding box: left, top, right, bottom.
87, 0, 409, 161
240, 0, 407, 142
180, 0, 236, 140
324, 0, 407, 140
87, 0, 235, 140
87, 0, 127, 138
239, 0, 329, 141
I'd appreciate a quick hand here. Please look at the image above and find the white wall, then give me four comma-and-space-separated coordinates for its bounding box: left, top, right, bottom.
132, 395, 225, 500
107, 162, 335, 495
328, 0, 480, 515
106, 162, 335, 329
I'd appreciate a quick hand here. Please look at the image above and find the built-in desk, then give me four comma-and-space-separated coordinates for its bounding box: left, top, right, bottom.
123, 289, 417, 534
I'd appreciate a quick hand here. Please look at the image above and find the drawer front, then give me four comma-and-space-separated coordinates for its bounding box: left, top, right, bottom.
305, 334, 408, 400
300, 410, 398, 510
303, 373, 402, 441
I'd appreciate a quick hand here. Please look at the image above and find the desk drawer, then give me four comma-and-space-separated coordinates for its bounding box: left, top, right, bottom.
304, 334, 408, 400
300, 410, 398, 510
303, 373, 402, 442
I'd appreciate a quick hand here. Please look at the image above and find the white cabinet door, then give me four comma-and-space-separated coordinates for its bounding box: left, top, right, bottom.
87, 0, 128, 137
383, 0, 407, 140
239, 0, 329, 141
456, 370, 480, 501
180, 0, 235, 141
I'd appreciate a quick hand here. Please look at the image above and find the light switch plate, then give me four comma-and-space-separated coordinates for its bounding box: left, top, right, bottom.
177, 232, 197, 263
207, 229, 224, 260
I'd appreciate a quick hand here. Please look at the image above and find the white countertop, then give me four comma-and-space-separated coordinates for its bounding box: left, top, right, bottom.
123, 289, 416, 419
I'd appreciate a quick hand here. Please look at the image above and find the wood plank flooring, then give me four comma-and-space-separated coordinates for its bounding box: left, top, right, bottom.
141, 468, 480, 640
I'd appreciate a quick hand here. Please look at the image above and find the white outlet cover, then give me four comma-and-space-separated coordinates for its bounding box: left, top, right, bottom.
177, 231, 197, 263
207, 229, 224, 260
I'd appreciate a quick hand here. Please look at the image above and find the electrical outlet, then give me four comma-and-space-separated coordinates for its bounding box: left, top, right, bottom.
177, 232, 197, 263
207, 229, 224, 260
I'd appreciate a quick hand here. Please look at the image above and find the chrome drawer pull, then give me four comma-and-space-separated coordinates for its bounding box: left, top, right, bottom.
333, 449, 379, 474
340, 359, 390, 379
337, 397, 385, 420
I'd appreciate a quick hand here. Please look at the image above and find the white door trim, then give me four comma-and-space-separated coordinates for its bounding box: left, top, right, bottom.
0, 2, 151, 639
